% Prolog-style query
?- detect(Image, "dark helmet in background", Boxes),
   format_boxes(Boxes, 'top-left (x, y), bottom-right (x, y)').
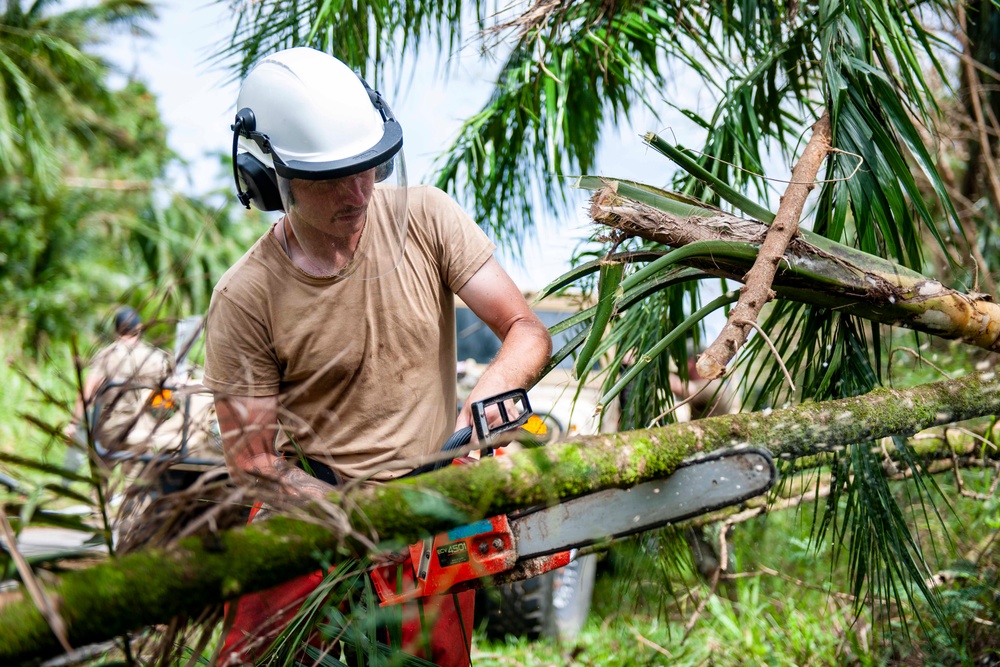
top-left (114, 307), bottom-right (143, 336)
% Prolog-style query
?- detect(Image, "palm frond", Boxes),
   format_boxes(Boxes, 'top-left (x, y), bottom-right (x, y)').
top-left (216, 0), bottom-right (476, 81)
top-left (816, 1), bottom-right (960, 271)
top-left (0, 0), bottom-right (154, 190)
top-left (432, 4), bottom-right (671, 249)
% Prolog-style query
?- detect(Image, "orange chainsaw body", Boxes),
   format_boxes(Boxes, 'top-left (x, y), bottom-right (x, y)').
top-left (370, 512), bottom-right (571, 606)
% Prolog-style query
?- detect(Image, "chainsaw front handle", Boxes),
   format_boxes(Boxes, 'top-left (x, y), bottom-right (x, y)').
top-left (470, 388), bottom-right (533, 442)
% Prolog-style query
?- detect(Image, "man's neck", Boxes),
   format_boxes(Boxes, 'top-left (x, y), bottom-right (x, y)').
top-left (277, 216), bottom-right (362, 276)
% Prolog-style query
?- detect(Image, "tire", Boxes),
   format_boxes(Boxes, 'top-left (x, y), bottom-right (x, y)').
top-left (478, 571), bottom-right (556, 640)
top-left (478, 553), bottom-right (597, 642)
top-left (537, 413), bottom-right (563, 444)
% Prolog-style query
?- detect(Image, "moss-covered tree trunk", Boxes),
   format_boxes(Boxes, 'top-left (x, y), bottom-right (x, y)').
top-left (1, 372), bottom-right (999, 662)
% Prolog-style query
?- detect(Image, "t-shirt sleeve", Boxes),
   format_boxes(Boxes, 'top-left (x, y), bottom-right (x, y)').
top-left (203, 290), bottom-right (281, 397)
top-left (88, 346), bottom-right (113, 381)
top-left (416, 186), bottom-right (496, 292)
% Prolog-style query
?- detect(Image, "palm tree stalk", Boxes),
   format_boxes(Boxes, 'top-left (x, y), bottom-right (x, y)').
top-left (693, 111), bottom-right (832, 379)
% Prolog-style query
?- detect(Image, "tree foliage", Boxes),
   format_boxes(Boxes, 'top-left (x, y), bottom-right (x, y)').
top-left (0, 0), bottom-right (155, 191)
top-left (0, 1), bottom-right (258, 352)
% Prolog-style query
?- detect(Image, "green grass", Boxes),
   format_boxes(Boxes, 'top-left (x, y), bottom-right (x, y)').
top-left (473, 581), bottom-right (883, 666)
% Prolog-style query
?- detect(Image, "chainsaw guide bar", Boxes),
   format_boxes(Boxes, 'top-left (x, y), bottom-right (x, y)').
top-left (372, 447), bottom-right (776, 605)
top-left (510, 447), bottom-right (777, 559)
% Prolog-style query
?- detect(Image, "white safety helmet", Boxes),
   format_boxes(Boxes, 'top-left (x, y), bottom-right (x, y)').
top-left (231, 47), bottom-right (407, 279)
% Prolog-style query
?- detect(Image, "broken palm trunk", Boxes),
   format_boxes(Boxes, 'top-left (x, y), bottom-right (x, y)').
top-left (585, 179), bottom-right (1000, 352)
top-left (1, 372), bottom-right (1000, 663)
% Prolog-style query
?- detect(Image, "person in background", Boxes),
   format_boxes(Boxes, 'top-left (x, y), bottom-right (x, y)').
top-left (204, 47), bottom-right (551, 665)
top-left (67, 306), bottom-right (173, 454)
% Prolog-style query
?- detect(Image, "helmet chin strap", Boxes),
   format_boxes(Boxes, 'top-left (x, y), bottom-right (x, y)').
top-left (278, 216), bottom-right (292, 259)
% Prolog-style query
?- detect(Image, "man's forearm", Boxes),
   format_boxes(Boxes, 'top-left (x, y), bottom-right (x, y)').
top-left (217, 395), bottom-right (335, 504)
top-left (241, 454), bottom-right (336, 502)
top-left (483, 318), bottom-right (552, 389)
top-left (460, 318), bottom-right (552, 430)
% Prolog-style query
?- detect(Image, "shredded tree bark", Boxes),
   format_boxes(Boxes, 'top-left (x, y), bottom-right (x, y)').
top-left (697, 111), bottom-right (831, 379)
top-left (1, 372), bottom-right (999, 662)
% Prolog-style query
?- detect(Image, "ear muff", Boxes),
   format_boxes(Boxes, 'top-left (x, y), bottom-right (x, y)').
top-left (231, 108), bottom-right (283, 211)
top-left (236, 153), bottom-right (283, 212)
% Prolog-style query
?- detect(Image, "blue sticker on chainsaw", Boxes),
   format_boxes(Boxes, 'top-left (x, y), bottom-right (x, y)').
top-left (446, 519), bottom-right (493, 541)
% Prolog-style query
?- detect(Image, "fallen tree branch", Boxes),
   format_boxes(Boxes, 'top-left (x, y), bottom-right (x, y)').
top-left (951, 449), bottom-right (1000, 501)
top-left (698, 111), bottom-right (831, 379)
top-left (2, 372), bottom-right (1000, 662)
top-left (587, 182), bottom-right (1000, 352)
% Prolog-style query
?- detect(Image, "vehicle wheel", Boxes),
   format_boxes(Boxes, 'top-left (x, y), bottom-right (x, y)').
top-left (550, 553), bottom-right (597, 641)
top-left (478, 553), bottom-right (596, 642)
top-left (537, 413), bottom-right (563, 443)
top-left (478, 571), bottom-right (555, 640)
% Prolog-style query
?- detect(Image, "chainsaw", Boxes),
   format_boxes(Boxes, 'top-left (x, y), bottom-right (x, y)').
top-left (370, 388), bottom-right (776, 605)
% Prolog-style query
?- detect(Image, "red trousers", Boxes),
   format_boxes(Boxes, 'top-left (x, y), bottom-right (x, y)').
top-left (219, 562), bottom-right (475, 665)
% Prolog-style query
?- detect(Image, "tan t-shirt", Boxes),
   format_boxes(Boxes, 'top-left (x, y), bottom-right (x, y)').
top-left (89, 338), bottom-right (173, 448)
top-left (203, 185), bottom-right (495, 482)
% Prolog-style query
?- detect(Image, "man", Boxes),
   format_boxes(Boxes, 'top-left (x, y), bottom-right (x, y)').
top-left (204, 47), bottom-right (552, 665)
top-left (68, 307), bottom-right (173, 453)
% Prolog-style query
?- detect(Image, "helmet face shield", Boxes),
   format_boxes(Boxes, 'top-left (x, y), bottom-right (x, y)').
top-left (366, 148), bottom-right (408, 280)
top-left (282, 148), bottom-right (408, 281)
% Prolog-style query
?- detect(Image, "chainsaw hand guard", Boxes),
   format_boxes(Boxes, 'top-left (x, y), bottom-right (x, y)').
top-left (471, 388), bottom-right (533, 442)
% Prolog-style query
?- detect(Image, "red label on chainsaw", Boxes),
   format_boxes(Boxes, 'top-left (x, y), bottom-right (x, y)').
top-left (436, 541), bottom-right (470, 567)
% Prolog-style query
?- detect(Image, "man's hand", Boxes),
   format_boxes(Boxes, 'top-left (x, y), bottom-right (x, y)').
top-left (216, 395), bottom-right (336, 502)
top-left (244, 452), bottom-right (337, 501)
top-left (455, 257), bottom-right (552, 441)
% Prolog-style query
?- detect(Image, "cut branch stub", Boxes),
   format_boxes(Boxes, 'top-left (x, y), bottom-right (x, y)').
top-left (697, 111), bottom-right (832, 379)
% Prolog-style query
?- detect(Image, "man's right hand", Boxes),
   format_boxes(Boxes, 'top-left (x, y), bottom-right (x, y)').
top-left (216, 394), bottom-right (336, 503)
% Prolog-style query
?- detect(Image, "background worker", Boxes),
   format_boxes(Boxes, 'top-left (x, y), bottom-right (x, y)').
top-left (67, 306), bottom-right (173, 453)
top-left (203, 47), bottom-right (552, 665)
